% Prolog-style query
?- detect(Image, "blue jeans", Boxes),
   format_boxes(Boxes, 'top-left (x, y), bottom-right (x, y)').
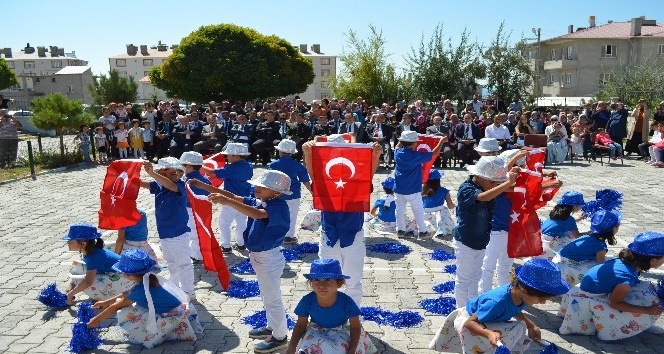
top-left (608, 142), bottom-right (622, 158)
top-left (81, 144), bottom-right (91, 162)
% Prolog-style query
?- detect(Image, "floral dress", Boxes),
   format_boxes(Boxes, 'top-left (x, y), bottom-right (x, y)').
top-left (552, 253), bottom-right (600, 288)
top-left (69, 260), bottom-right (134, 301)
top-left (298, 322), bottom-right (376, 354)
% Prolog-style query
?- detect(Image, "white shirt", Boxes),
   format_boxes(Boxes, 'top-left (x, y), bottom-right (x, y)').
top-left (98, 115), bottom-right (116, 130)
top-left (544, 124), bottom-right (568, 139)
top-left (484, 124), bottom-right (511, 140)
top-left (650, 131), bottom-right (662, 144)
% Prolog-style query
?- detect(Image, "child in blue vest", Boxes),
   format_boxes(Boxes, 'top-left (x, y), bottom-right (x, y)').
top-left (369, 176), bottom-right (397, 234)
top-left (268, 139), bottom-right (312, 245)
top-left (421, 169), bottom-right (455, 237)
top-left (114, 208), bottom-right (158, 261)
top-left (180, 151), bottom-right (211, 262)
top-left (190, 170), bottom-right (292, 353)
top-left (139, 157), bottom-right (195, 298)
top-left (200, 143), bottom-right (253, 253)
top-left (559, 232), bottom-right (664, 340)
top-left (431, 259), bottom-right (569, 353)
top-left (87, 250), bottom-right (202, 348)
top-left (63, 223), bottom-right (133, 304)
top-left (538, 190), bottom-right (587, 260)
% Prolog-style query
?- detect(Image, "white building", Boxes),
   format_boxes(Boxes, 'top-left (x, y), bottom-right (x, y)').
top-left (289, 44), bottom-right (337, 104)
top-left (108, 42), bottom-right (175, 102)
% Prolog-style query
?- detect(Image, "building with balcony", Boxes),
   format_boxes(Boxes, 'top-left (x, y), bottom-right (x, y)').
top-left (108, 42), bottom-right (175, 102)
top-left (287, 44), bottom-right (336, 104)
top-left (529, 16), bottom-right (664, 97)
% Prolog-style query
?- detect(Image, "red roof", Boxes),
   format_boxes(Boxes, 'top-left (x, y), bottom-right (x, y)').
top-left (546, 22), bottom-right (664, 42)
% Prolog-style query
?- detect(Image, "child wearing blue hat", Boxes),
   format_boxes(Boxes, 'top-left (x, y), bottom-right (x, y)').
top-left (113, 208), bottom-right (158, 262)
top-left (286, 259), bottom-right (376, 354)
top-left (86, 250), bottom-right (202, 348)
top-left (553, 210), bottom-right (621, 287)
top-left (431, 259), bottom-right (569, 353)
top-left (368, 176), bottom-right (398, 234)
top-left (538, 190), bottom-right (587, 260)
top-left (559, 231), bottom-right (664, 340)
top-left (421, 169), bottom-right (455, 237)
top-left (64, 223), bottom-right (133, 305)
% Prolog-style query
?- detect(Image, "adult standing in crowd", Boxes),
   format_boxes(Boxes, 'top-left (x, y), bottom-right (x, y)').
top-left (606, 102), bottom-right (629, 153)
top-left (252, 111), bottom-right (280, 165)
top-left (0, 110), bottom-right (22, 168)
top-left (154, 112), bottom-right (173, 159)
top-left (141, 102), bottom-right (158, 130)
top-left (653, 101), bottom-right (664, 124)
top-left (625, 99), bottom-right (651, 157)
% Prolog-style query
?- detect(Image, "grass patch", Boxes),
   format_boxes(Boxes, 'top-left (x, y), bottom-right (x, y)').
top-left (0, 165), bottom-right (43, 182)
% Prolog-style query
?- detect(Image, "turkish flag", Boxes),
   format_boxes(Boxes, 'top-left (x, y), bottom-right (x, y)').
top-left (311, 143), bottom-right (372, 212)
top-left (202, 153), bottom-right (226, 188)
top-left (526, 149), bottom-right (546, 173)
top-left (185, 184), bottom-right (230, 291)
top-left (98, 160), bottom-right (143, 230)
top-left (506, 169), bottom-right (545, 258)
top-left (417, 134), bottom-right (441, 182)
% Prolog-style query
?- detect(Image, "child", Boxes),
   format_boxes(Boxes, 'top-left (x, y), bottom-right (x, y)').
top-left (268, 139), bottom-right (312, 245)
top-left (570, 125), bottom-right (584, 156)
top-left (75, 124), bottom-right (92, 164)
top-left (142, 120), bottom-right (154, 161)
top-left (179, 151), bottom-right (211, 262)
top-left (115, 104), bottom-right (128, 122)
top-left (453, 156), bottom-right (519, 308)
top-left (114, 208), bottom-right (158, 262)
top-left (139, 158), bottom-right (195, 298)
top-left (553, 210), bottom-right (621, 287)
top-left (430, 259), bottom-right (570, 353)
top-left (191, 170), bottom-right (292, 353)
top-left (393, 130), bottom-right (446, 238)
top-left (87, 250), bottom-right (202, 348)
top-left (93, 126), bottom-right (109, 163)
top-left (115, 121), bottom-right (129, 159)
top-left (129, 119), bottom-right (144, 159)
top-left (200, 143), bottom-right (253, 253)
top-left (538, 191), bottom-right (587, 260)
top-left (421, 169), bottom-right (455, 237)
top-left (369, 177), bottom-right (397, 234)
top-left (559, 232), bottom-right (664, 340)
top-left (286, 259), bottom-right (376, 354)
top-left (594, 128), bottom-right (623, 159)
top-left (63, 223), bottom-right (133, 304)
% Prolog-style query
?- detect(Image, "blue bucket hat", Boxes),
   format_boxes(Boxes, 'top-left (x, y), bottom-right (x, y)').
top-left (428, 169), bottom-right (443, 181)
top-left (590, 210), bottom-right (622, 234)
top-left (60, 222), bottom-right (102, 241)
top-left (304, 259), bottom-right (350, 280)
top-left (557, 191), bottom-right (585, 206)
top-left (627, 232), bottom-right (664, 257)
top-left (516, 259), bottom-right (569, 296)
top-left (381, 177), bottom-right (396, 190)
top-left (111, 249), bottom-right (157, 275)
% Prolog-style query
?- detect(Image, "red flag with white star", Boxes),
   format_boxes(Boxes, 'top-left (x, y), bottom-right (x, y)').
top-left (201, 153), bottom-right (226, 187)
top-left (98, 160), bottom-right (143, 230)
top-left (417, 134), bottom-right (441, 182)
top-left (311, 143), bottom-right (373, 212)
top-left (506, 169), bottom-right (545, 258)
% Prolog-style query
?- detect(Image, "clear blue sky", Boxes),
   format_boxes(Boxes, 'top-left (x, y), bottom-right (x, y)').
top-left (4, 0), bottom-right (660, 75)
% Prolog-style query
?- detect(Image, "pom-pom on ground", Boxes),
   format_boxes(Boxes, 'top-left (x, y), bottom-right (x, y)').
top-left (419, 297), bottom-right (456, 315)
top-left (538, 340), bottom-right (559, 354)
top-left (296, 242), bottom-right (319, 254)
top-left (226, 280), bottom-right (260, 299)
top-left (443, 265), bottom-right (457, 274)
top-left (360, 307), bottom-right (424, 328)
top-left (656, 279), bottom-right (664, 308)
top-left (38, 282), bottom-right (68, 308)
top-left (68, 302), bottom-right (102, 353)
top-left (432, 281), bottom-right (455, 294)
top-left (281, 248), bottom-right (303, 262)
top-left (241, 310), bottom-right (295, 330)
top-left (431, 249), bottom-right (456, 261)
top-left (367, 242), bottom-right (412, 254)
top-left (495, 344), bottom-right (511, 354)
top-left (229, 260), bottom-right (255, 274)
top-left (595, 189), bottom-right (623, 211)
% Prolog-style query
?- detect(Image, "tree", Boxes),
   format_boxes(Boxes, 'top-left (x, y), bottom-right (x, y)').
top-left (149, 24), bottom-right (314, 102)
top-left (88, 70), bottom-right (138, 105)
top-left (595, 58), bottom-right (664, 108)
top-left (31, 93), bottom-right (95, 156)
top-left (332, 25), bottom-right (411, 105)
top-left (0, 58), bottom-right (18, 91)
top-left (483, 23), bottom-right (534, 103)
top-left (406, 24), bottom-right (485, 106)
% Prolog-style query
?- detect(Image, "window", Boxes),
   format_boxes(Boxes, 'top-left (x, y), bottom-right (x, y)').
top-left (599, 73), bottom-right (613, 85)
top-left (116, 59), bottom-right (126, 67)
top-left (143, 59), bottom-right (153, 66)
top-left (548, 73), bottom-right (555, 85)
top-left (24, 61), bottom-right (35, 69)
top-left (320, 57), bottom-right (331, 65)
top-left (68, 85), bottom-right (75, 93)
top-left (565, 46), bottom-right (573, 60)
top-left (118, 71), bottom-right (128, 77)
top-left (7, 61), bottom-right (13, 69)
top-left (52, 61), bottom-right (62, 68)
top-left (565, 73), bottom-right (572, 84)
top-left (321, 81), bottom-right (330, 89)
top-left (659, 44), bottom-right (664, 56)
top-left (51, 77), bottom-right (56, 83)
top-left (144, 71), bottom-right (150, 76)
top-left (601, 45), bottom-right (616, 58)
top-left (550, 48), bottom-right (556, 60)
top-left (35, 78), bottom-right (40, 82)
top-left (321, 69), bottom-right (330, 77)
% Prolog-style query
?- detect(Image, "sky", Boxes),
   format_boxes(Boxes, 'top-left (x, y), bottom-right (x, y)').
top-left (4, 0), bottom-right (662, 76)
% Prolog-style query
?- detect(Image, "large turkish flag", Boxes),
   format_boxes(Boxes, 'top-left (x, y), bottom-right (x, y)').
top-left (506, 169), bottom-right (544, 258)
top-left (98, 160), bottom-right (143, 230)
top-left (417, 134), bottom-right (441, 182)
top-left (201, 153), bottom-right (226, 188)
top-left (311, 143), bottom-right (372, 212)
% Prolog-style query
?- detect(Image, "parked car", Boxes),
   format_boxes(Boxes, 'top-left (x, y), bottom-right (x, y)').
top-left (8, 110), bottom-right (57, 137)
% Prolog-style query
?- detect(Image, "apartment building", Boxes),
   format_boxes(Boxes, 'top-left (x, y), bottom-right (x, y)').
top-left (288, 44), bottom-right (337, 103)
top-left (108, 42), bottom-right (175, 102)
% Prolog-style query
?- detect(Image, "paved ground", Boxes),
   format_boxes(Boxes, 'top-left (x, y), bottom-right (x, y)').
top-left (1, 154), bottom-right (663, 354)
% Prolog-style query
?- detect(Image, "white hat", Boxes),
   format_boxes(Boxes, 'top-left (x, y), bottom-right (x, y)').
top-left (474, 138), bottom-right (501, 153)
top-left (275, 139), bottom-right (298, 154)
top-left (179, 151), bottom-right (204, 165)
top-left (154, 157), bottom-right (185, 172)
top-left (221, 143), bottom-right (250, 156)
top-left (327, 134), bottom-right (347, 144)
top-left (499, 149), bottom-right (526, 167)
top-left (399, 131), bottom-right (421, 143)
top-left (467, 156), bottom-right (508, 182)
top-left (249, 170), bottom-right (292, 195)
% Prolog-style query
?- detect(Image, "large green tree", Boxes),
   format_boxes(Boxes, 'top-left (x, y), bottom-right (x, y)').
top-left (483, 23), bottom-right (534, 102)
top-left (595, 58), bottom-right (664, 108)
top-left (31, 93), bottom-right (95, 156)
top-left (150, 24), bottom-right (314, 102)
top-left (407, 24), bottom-right (485, 106)
top-left (88, 70), bottom-right (138, 106)
top-left (332, 25), bottom-right (411, 105)
top-left (0, 58), bottom-right (18, 91)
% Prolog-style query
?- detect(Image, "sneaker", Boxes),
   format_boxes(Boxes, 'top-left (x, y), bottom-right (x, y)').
top-left (254, 335), bottom-right (288, 353)
top-left (233, 244), bottom-right (247, 252)
top-left (221, 247), bottom-right (232, 254)
top-left (418, 231), bottom-right (431, 238)
top-left (248, 326), bottom-right (272, 340)
top-left (283, 237), bottom-right (298, 245)
top-left (397, 230), bottom-right (407, 238)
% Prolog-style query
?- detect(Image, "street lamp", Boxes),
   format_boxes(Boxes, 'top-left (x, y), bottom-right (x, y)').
top-left (530, 28), bottom-right (541, 98)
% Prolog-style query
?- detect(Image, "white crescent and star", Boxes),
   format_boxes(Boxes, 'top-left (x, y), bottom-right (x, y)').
top-left (513, 186), bottom-right (527, 209)
top-left (110, 171), bottom-right (129, 205)
top-left (324, 157), bottom-right (356, 189)
top-left (416, 144), bottom-right (432, 152)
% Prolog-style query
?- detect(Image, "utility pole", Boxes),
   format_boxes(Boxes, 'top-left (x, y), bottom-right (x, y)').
top-left (532, 28), bottom-right (541, 98)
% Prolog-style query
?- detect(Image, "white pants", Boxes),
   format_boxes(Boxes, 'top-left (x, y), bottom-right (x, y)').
top-left (319, 230), bottom-right (366, 306)
top-left (160, 234), bottom-right (195, 296)
top-left (250, 247), bottom-right (288, 340)
top-left (454, 240), bottom-right (486, 309)
top-left (478, 230), bottom-right (513, 294)
top-left (219, 204), bottom-right (248, 248)
top-left (395, 192), bottom-right (427, 232)
top-left (187, 208), bottom-right (203, 260)
top-left (285, 198), bottom-right (300, 239)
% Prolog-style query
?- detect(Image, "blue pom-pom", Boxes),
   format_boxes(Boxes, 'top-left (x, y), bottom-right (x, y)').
top-left (241, 310), bottom-right (295, 330)
top-left (595, 189), bottom-right (623, 211)
top-left (420, 297), bottom-right (456, 315)
top-left (539, 341), bottom-right (558, 354)
top-left (443, 265), bottom-right (457, 274)
top-left (367, 242), bottom-right (412, 254)
top-left (226, 280), bottom-right (260, 299)
top-left (281, 248), bottom-right (303, 262)
top-left (361, 306), bottom-right (388, 324)
top-left (582, 200), bottom-right (601, 218)
top-left (229, 260), bottom-right (255, 274)
top-left (68, 302), bottom-right (102, 353)
top-left (359, 307), bottom-right (424, 328)
top-left (433, 281), bottom-right (455, 294)
top-left (76, 302), bottom-right (96, 323)
top-left (431, 249), bottom-right (456, 261)
top-left (495, 344), bottom-right (511, 354)
top-left (38, 282), bottom-right (68, 308)
top-left (296, 242), bottom-right (319, 254)
top-left (656, 279), bottom-right (664, 308)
